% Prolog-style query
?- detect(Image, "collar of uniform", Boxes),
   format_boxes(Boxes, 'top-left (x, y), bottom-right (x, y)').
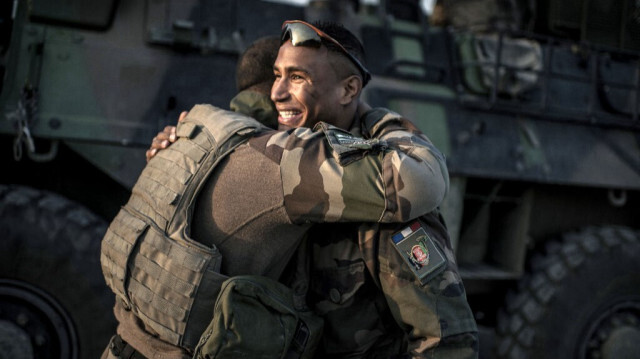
top-left (229, 90), bottom-right (279, 130)
top-left (359, 108), bottom-right (402, 139)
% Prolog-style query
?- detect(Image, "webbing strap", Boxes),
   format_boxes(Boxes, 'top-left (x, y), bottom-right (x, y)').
top-left (109, 334), bottom-right (146, 359)
top-left (101, 209), bottom-right (149, 304)
top-left (139, 230), bottom-right (208, 272)
top-left (128, 278), bottom-right (188, 320)
top-left (284, 320), bottom-right (310, 359)
top-left (147, 157), bottom-right (192, 185)
top-left (135, 305), bottom-right (182, 345)
top-left (168, 140), bottom-right (207, 164)
top-left (130, 256), bottom-right (196, 302)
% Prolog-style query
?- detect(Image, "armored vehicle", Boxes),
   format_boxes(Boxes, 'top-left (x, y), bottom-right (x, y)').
top-left (1, 0), bottom-right (638, 358)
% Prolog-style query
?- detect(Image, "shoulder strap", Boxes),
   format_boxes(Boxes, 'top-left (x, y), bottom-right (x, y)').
top-left (166, 104), bottom-right (266, 241)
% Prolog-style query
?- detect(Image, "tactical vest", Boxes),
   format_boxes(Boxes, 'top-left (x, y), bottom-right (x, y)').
top-left (100, 104), bottom-right (264, 352)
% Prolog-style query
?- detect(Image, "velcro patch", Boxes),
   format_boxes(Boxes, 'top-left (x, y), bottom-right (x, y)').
top-left (391, 222), bottom-right (447, 285)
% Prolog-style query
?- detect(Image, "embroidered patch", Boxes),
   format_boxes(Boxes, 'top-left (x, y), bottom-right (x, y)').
top-left (318, 124), bottom-right (387, 166)
top-left (391, 222), bottom-right (447, 285)
top-left (333, 132), bottom-right (376, 149)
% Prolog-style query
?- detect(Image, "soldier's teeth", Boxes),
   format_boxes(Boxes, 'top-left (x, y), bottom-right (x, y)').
top-left (280, 111), bottom-right (299, 119)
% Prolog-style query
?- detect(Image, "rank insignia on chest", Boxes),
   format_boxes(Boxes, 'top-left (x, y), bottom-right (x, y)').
top-left (391, 222), bottom-right (447, 285)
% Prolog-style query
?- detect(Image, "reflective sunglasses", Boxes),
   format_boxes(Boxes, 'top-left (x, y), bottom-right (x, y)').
top-left (281, 20), bottom-right (371, 86)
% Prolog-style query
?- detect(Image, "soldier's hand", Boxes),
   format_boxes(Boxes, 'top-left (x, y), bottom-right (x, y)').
top-left (145, 111), bottom-right (187, 162)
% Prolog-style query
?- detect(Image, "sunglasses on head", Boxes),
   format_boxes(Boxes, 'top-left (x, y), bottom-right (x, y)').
top-left (281, 20), bottom-right (371, 86)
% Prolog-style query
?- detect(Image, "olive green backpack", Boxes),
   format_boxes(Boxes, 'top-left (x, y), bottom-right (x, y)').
top-left (193, 275), bottom-right (323, 359)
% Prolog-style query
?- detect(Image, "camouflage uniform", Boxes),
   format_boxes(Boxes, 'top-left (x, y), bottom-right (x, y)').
top-left (102, 93), bottom-right (449, 358)
top-left (305, 110), bottom-right (479, 358)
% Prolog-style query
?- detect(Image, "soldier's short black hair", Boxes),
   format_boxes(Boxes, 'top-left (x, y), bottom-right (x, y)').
top-left (314, 21), bottom-right (367, 73)
top-left (236, 35), bottom-right (280, 92)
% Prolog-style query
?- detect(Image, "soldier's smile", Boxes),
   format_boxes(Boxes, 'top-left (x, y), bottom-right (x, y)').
top-left (277, 108), bottom-right (303, 129)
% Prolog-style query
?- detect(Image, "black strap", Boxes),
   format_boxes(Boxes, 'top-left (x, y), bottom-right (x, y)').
top-left (284, 320), bottom-right (310, 359)
top-left (289, 235), bottom-right (312, 312)
top-left (283, 235), bottom-right (314, 359)
top-left (109, 334), bottom-right (146, 359)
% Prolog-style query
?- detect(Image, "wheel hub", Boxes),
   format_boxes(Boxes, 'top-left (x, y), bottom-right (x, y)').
top-left (601, 326), bottom-right (640, 359)
top-left (0, 320), bottom-right (34, 359)
top-left (584, 301), bottom-right (640, 359)
top-left (0, 279), bottom-right (78, 359)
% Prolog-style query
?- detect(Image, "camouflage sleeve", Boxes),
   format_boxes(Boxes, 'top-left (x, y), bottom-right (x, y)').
top-left (358, 216), bottom-right (479, 359)
top-left (248, 109), bottom-right (449, 224)
top-left (361, 108), bottom-right (450, 221)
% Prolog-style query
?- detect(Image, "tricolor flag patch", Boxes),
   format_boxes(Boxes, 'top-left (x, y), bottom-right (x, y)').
top-left (391, 221), bottom-right (447, 285)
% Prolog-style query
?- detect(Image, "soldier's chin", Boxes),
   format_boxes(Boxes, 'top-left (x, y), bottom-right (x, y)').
top-left (278, 123), bottom-right (293, 131)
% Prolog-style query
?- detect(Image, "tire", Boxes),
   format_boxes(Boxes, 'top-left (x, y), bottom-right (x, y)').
top-left (0, 185), bottom-right (117, 359)
top-left (495, 226), bottom-right (640, 359)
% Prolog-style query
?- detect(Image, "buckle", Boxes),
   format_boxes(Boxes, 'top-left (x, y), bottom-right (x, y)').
top-left (109, 335), bottom-right (124, 356)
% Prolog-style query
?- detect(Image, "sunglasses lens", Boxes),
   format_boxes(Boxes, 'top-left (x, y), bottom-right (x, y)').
top-left (283, 23), bottom-right (321, 48)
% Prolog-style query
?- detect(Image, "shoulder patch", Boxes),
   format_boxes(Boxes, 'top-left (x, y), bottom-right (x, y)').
top-left (333, 132), bottom-right (376, 149)
top-left (314, 122), bottom-right (387, 166)
top-left (391, 222), bottom-right (447, 285)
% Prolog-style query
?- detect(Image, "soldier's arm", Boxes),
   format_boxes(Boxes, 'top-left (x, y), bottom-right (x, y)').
top-left (269, 108), bottom-right (449, 224)
top-left (148, 107), bottom-right (448, 224)
top-left (358, 219), bottom-right (479, 358)
top-left (361, 108), bottom-right (450, 220)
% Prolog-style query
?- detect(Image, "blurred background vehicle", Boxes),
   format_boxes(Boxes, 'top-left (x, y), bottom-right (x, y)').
top-left (1, 0), bottom-right (638, 357)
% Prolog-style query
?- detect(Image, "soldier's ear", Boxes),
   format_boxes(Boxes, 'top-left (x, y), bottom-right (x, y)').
top-left (339, 75), bottom-right (362, 105)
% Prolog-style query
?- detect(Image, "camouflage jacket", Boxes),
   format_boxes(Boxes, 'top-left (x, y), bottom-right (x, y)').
top-left (304, 111), bottom-right (479, 359)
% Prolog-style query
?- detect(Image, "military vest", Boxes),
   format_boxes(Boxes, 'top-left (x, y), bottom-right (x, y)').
top-left (100, 104), bottom-right (264, 352)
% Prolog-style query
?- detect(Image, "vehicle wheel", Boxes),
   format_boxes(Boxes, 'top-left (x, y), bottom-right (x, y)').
top-left (495, 226), bottom-right (640, 359)
top-left (0, 185), bottom-right (116, 359)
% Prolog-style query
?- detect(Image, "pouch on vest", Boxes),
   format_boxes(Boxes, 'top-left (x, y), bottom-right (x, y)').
top-left (193, 275), bottom-right (323, 359)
